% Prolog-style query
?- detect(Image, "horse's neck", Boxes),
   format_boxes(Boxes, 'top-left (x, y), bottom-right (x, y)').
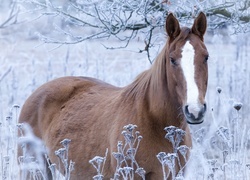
top-left (122, 47), bottom-right (184, 128)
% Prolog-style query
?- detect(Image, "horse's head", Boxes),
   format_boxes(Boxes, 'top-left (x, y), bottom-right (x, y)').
top-left (165, 12), bottom-right (208, 124)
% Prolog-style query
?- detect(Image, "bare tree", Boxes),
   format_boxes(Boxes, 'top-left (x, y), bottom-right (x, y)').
top-left (19, 0), bottom-right (250, 62)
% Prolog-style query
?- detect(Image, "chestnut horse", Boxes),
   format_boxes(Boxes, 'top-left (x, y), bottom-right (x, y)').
top-left (19, 12), bottom-right (208, 179)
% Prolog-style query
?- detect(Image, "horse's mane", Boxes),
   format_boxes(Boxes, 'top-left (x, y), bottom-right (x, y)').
top-left (123, 44), bottom-right (168, 102)
top-left (123, 27), bottom-right (191, 104)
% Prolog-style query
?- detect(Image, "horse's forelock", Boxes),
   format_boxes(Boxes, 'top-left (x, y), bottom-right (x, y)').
top-left (169, 27), bottom-right (191, 45)
top-left (180, 27), bottom-right (191, 40)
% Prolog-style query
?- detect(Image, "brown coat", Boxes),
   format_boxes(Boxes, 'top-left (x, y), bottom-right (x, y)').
top-left (19, 12), bottom-right (208, 179)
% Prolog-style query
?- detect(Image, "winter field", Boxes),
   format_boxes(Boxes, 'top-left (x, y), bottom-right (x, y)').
top-left (1, 1), bottom-right (250, 180)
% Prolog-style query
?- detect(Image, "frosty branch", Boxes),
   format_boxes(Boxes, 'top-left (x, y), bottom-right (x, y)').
top-left (0, 1), bottom-right (19, 28)
top-left (20, 0), bottom-right (250, 62)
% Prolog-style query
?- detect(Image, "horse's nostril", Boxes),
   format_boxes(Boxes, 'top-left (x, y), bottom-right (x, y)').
top-left (185, 105), bottom-right (190, 115)
top-left (184, 105), bottom-right (195, 119)
top-left (202, 103), bottom-right (207, 113)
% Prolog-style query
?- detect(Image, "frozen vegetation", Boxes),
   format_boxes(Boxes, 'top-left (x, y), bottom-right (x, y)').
top-left (1, 0), bottom-right (250, 179)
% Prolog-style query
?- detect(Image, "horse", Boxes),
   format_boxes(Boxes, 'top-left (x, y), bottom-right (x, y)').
top-left (19, 12), bottom-right (208, 179)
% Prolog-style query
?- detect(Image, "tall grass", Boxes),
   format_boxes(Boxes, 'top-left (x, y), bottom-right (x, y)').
top-left (1, 90), bottom-right (250, 179)
top-left (0, 105), bottom-right (19, 180)
top-left (1, 7), bottom-right (249, 179)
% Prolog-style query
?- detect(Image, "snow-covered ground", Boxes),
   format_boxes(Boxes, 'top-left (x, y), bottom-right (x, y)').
top-left (1, 3), bottom-right (250, 179)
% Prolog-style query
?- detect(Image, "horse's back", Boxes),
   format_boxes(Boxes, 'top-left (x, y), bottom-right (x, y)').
top-left (19, 76), bottom-right (119, 135)
top-left (19, 76), bottom-right (122, 179)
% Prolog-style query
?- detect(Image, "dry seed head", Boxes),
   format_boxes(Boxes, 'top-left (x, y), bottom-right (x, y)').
top-left (233, 102), bottom-right (242, 111)
top-left (119, 167), bottom-right (133, 174)
top-left (60, 138), bottom-right (71, 148)
top-left (17, 123), bottom-right (23, 129)
top-left (216, 87), bottom-right (222, 94)
top-left (177, 145), bottom-right (189, 156)
top-left (157, 152), bottom-right (167, 163)
top-left (135, 167), bottom-right (146, 177)
top-left (123, 124), bottom-right (137, 132)
top-left (138, 135), bottom-right (143, 140)
top-left (89, 156), bottom-right (104, 164)
top-left (13, 104), bottom-right (20, 108)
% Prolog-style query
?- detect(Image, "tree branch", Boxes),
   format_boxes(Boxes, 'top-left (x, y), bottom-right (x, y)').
top-left (19, 0), bottom-right (250, 63)
top-left (0, 1), bottom-right (19, 28)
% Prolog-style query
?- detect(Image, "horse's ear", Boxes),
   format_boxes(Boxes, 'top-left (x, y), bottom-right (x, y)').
top-left (191, 12), bottom-right (207, 41)
top-left (165, 13), bottom-right (181, 42)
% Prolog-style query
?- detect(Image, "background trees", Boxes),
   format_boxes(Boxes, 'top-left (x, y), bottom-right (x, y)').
top-left (16, 0), bottom-right (250, 62)
top-left (0, 1), bottom-right (250, 179)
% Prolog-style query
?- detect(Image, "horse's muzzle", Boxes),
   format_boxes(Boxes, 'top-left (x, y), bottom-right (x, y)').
top-left (184, 103), bottom-right (206, 124)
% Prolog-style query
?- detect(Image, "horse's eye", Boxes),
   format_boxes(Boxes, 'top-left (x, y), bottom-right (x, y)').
top-left (204, 55), bottom-right (209, 63)
top-left (170, 58), bottom-right (177, 66)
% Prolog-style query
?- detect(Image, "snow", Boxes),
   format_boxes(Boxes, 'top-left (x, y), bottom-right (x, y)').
top-left (1, 2), bottom-right (250, 178)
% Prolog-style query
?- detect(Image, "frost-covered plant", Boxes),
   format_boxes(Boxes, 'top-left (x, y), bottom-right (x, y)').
top-left (112, 124), bottom-right (145, 180)
top-left (18, 125), bottom-right (74, 180)
top-left (54, 139), bottom-right (75, 180)
top-left (187, 88), bottom-right (250, 180)
top-left (6, 99), bottom-right (250, 180)
top-left (45, 154), bottom-right (57, 180)
top-left (90, 124), bottom-right (145, 180)
top-left (89, 149), bottom-right (108, 180)
top-left (157, 126), bottom-right (189, 180)
top-left (204, 101), bottom-right (249, 179)
top-left (18, 123), bottom-right (47, 180)
top-left (89, 124), bottom-right (190, 180)
top-left (0, 105), bottom-right (20, 180)
top-left (212, 101), bottom-right (248, 179)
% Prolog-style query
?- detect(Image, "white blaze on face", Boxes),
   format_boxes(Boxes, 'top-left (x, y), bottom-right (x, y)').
top-left (181, 41), bottom-right (201, 118)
